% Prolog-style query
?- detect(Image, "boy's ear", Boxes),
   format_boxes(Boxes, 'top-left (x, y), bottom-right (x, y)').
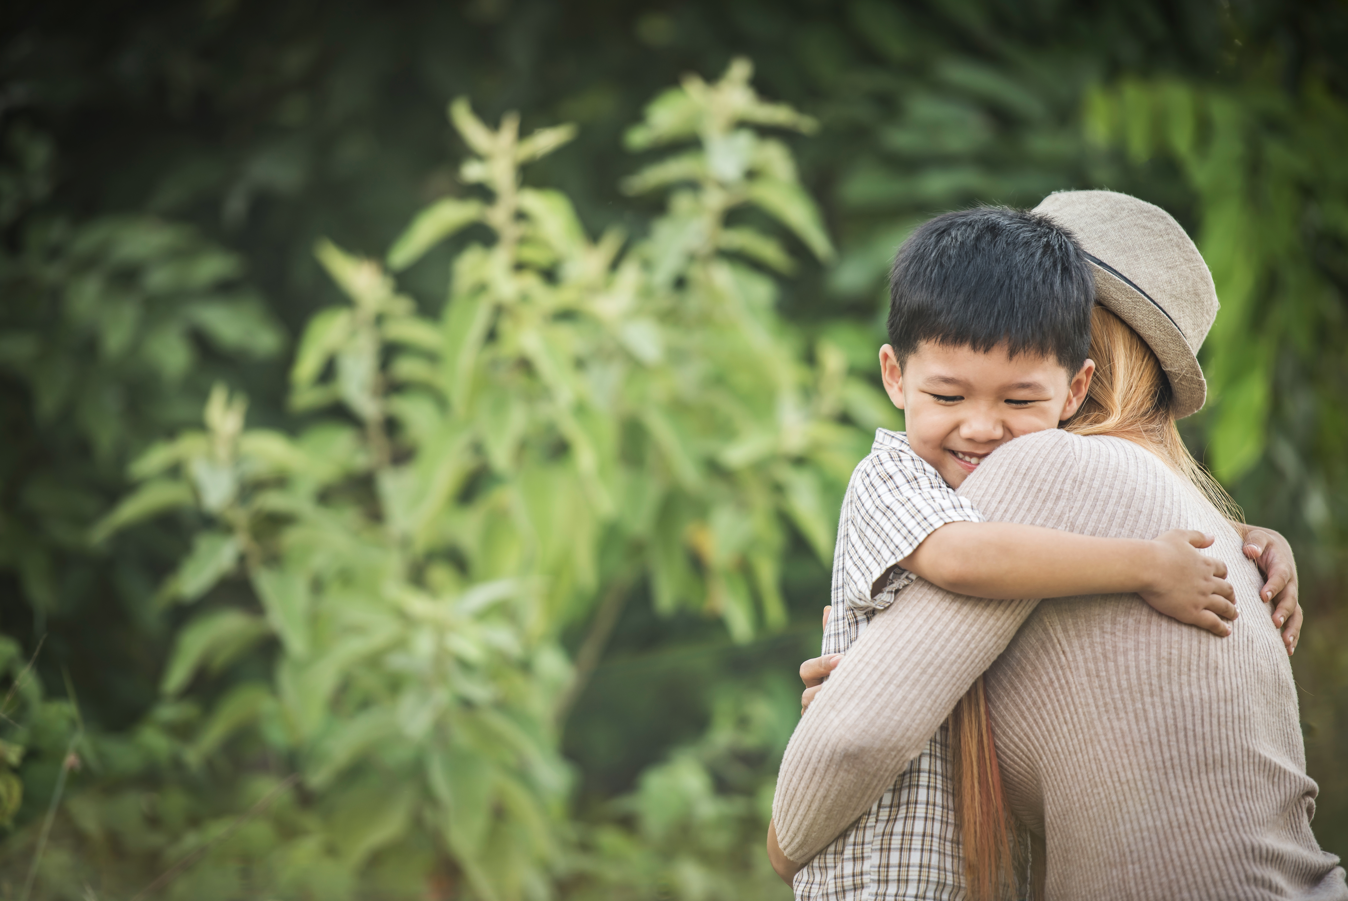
top-left (1059, 358), bottom-right (1095, 420)
top-left (879, 345), bottom-right (906, 410)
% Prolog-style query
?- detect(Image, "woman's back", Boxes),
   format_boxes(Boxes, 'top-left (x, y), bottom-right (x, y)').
top-left (976, 429), bottom-right (1336, 900)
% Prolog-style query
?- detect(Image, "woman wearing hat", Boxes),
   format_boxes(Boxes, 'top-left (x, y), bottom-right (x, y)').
top-left (772, 191), bottom-right (1346, 899)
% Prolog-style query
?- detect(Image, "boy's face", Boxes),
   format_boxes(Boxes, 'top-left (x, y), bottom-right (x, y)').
top-left (880, 340), bottom-right (1094, 488)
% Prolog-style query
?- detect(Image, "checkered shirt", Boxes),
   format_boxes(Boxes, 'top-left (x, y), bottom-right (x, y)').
top-left (794, 429), bottom-right (982, 901)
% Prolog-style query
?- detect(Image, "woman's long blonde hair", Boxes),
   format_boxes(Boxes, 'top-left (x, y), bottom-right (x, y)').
top-left (949, 305), bottom-right (1239, 901)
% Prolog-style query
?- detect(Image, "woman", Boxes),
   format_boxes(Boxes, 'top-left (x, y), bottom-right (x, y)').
top-left (771, 191), bottom-right (1344, 900)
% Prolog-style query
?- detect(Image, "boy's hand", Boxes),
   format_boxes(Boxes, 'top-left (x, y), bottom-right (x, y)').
top-left (1240, 526), bottom-right (1302, 655)
top-left (1142, 530), bottom-right (1238, 636)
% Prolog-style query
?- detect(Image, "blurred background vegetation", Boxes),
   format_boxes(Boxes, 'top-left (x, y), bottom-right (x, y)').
top-left (0, 0), bottom-right (1344, 898)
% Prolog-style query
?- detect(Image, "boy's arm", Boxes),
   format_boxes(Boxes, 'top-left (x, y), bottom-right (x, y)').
top-left (901, 521), bottom-right (1239, 636)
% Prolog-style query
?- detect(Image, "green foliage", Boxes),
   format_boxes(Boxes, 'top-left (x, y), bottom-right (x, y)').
top-left (1086, 63), bottom-right (1348, 856)
top-left (1, 0), bottom-right (1345, 888)
top-left (6, 63), bottom-right (871, 899)
top-left (1086, 74), bottom-right (1348, 487)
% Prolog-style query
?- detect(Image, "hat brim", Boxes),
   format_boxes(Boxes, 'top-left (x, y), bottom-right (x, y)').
top-left (1091, 263), bottom-right (1207, 420)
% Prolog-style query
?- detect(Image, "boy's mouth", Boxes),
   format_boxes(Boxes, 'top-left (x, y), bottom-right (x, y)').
top-left (948, 449), bottom-right (989, 473)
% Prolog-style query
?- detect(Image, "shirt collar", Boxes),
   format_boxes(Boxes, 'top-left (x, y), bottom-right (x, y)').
top-left (871, 428), bottom-right (910, 453)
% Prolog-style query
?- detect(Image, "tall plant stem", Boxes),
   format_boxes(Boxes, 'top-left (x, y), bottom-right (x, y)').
top-left (20, 729), bottom-right (80, 901)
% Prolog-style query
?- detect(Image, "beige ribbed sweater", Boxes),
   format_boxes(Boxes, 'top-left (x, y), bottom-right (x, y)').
top-left (773, 429), bottom-right (1346, 900)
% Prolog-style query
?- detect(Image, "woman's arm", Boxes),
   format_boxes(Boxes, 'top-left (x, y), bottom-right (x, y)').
top-left (771, 430), bottom-right (1089, 864)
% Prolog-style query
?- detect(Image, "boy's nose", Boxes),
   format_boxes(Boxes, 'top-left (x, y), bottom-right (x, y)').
top-left (960, 415), bottom-right (1004, 443)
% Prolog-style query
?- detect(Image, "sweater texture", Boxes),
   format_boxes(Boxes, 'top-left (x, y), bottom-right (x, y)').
top-left (772, 429), bottom-right (1346, 900)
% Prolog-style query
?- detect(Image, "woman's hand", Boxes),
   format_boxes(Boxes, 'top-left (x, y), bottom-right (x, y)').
top-left (799, 606), bottom-right (842, 716)
top-left (1240, 525), bottom-right (1302, 655)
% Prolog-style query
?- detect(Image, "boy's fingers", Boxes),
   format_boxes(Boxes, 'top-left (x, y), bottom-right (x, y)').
top-left (1213, 578), bottom-right (1236, 603)
top-left (1197, 612), bottom-right (1233, 637)
top-left (1185, 530), bottom-right (1216, 549)
top-left (1210, 558), bottom-right (1228, 580)
top-left (800, 684), bottom-right (823, 715)
top-left (1206, 596), bottom-right (1239, 622)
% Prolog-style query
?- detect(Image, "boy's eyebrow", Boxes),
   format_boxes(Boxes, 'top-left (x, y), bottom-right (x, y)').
top-left (921, 375), bottom-right (971, 388)
top-left (921, 375), bottom-right (1052, 393)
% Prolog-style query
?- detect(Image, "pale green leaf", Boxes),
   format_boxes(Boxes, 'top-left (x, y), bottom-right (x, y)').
top-left (386, 197), bottom-right (485, 271)
top-left (716, 227), bottom-right (794, 273)
top-left (640, 409), bottom-right (702, 489)
top-left (619, 151), bottom-right (707, 195)
top-left (327, 776), bottom-right (416, 867)
top-left (335, 334), bottom-right (379, 421)
top-left (744, 178), bottom-right (835, 261)
top-left (779, 466), bottom-right (834, 562)
top-left (191, 682), bottom-right (275, 761)
top-left (128, 431), bottom-right (210, 482)
top-left (91, 479), bottom-right (195, 544)
top-left (173, 530), bottom-right (241, 603)
top-left (617, 318), bottom-right (664, 364)
top-left (238, 429), bottom-right (311, 475)
top-left (161, 609), bottom-right (270, 696)
top-left (1208, 371), bottom-right (1271, 481)
top-left (515, 123), bottom-right (578, 165)
top-left (449, 98), bottom-right (496, 156)
top-left (315, 238), bottom-right (395, 311)
top-left (749, 551), bottom-right (787, 631)
top-left (290, 307), bottom-right (353, 390)
top-left (429, 742), bottom-right (495, 856)
top-left (705, 129), bottom-right (756, 184)
top-left (306, 707), bottom-right (400, 790)
top-left (441, 291), bottom-right (494, 412)
top-left (715, 569), bottom-right (755, 642)
top-left (518, 188), bottom-right (586, 257)
top-left (252, 566), bottom-right (311, 658)
top-left (189, 456), bottom-right (238, 513)
top-left (624, 87), bottom-right (700, 150)
top-left (381, 315), bottom-right (443, 351)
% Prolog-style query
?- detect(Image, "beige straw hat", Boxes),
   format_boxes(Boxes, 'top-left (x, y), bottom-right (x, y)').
top-left (1032, 190), bottom-right (1218, 419)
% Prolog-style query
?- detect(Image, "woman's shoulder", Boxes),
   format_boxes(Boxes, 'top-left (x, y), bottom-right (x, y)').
top-left (960, 430), bottom-right (1180, 530)
top-left (982, 429), bottom-right (1165, 474)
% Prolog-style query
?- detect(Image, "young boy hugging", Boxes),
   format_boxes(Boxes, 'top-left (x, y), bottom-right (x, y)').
top-left (788, 207), bottom-right (1237, 900)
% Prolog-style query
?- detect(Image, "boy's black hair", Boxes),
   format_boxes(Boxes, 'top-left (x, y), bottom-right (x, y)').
top-left (887, 206), bottom-right (1095, 372)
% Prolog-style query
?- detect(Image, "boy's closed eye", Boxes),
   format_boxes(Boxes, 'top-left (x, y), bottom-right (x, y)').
top-left (928, 393), bottom-right (963, 403)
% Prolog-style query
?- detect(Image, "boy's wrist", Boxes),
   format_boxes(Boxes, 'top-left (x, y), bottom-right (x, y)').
top-left (1134, 539), bottom-right (1165, 595)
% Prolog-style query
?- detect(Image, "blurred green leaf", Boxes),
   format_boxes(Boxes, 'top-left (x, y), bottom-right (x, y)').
top-left (386, 197), bottom-right (485, 271)
top-left (90, 478), bottom-right (195, 544)
top-left (161, 609), bottom-right (270, 696)
top-left (172, 530), bottom-right (241, 603)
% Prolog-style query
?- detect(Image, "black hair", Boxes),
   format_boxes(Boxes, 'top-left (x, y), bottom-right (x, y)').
top-left (886, 206), bottom-right (1095, 372)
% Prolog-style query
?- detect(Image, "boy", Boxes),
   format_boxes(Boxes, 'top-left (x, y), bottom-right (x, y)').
top-left (786, 207), bottom-right (1236, 899)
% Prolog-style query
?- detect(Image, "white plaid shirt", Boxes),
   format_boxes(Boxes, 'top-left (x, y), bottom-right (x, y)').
top-left (794, 429), bottom-right (983, 901)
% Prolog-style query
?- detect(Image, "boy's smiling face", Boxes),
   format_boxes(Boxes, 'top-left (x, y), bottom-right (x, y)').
top-left (880, 340), bottom-right (1094, 488)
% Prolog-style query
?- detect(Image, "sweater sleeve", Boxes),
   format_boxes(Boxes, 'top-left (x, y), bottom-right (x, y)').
top-left (771, 429), bottom-right (1088, 863)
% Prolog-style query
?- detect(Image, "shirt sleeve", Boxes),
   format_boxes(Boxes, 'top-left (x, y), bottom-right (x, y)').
top-left (842, 446), bottom-right (984, 612)
top-left (772, 429), bottom-right (1086, 864)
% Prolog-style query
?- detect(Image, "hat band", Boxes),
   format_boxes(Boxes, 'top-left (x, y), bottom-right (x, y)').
top-left (1082, 251), bottom-right (1185, 339)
